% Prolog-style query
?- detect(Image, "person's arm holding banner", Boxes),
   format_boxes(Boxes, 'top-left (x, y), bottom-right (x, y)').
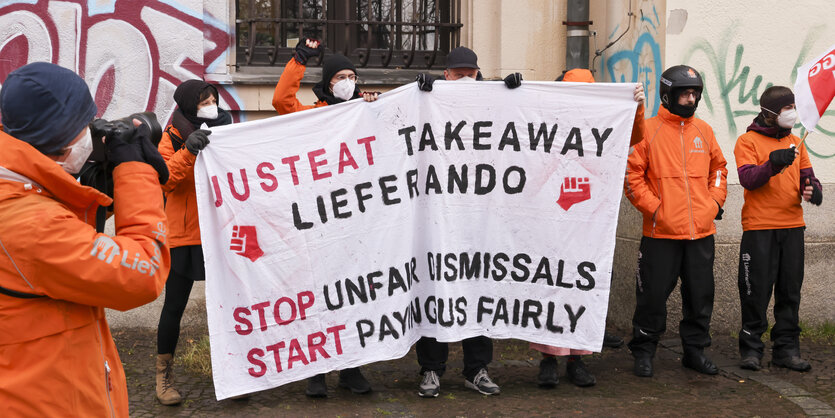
top-left (630, 84), bottom-right (647, 147)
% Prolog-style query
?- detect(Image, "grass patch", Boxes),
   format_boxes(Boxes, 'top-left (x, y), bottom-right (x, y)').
top-left (801, 320), bottom-right (835, 344)
top-left (178, 335), bottom-right (213, 376)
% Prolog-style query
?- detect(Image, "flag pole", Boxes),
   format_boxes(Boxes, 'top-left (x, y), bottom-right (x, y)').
top-left (797, 131), bottom-right (810, 148)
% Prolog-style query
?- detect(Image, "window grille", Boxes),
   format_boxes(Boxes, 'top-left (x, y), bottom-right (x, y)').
top-left (236, 0), bottom-right (462, 69)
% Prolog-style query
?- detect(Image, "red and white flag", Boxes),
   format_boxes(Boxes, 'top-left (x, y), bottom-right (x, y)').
top-left (795, 44), bottom-right (835, 132)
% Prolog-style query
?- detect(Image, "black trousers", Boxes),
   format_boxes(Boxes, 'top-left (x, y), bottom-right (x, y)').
top-left (738, 227), bottom-right (805, 359)
top-left (416, 336), bottom-right (492, 381)
top-left (157, 245), bottom-right (205, 355)
top-left (628, 235), bottom-right (715, 358)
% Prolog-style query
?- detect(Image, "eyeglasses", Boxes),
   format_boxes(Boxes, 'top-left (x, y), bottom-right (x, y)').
top-left (333, 74), bottom-right (358, 82)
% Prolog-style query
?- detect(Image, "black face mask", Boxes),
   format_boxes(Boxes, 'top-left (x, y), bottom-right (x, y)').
top-left (670, 103), bottom-right (697, 118)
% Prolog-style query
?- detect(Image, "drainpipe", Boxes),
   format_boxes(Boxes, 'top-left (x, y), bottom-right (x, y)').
top-left (564, 0), bottom-right (591, 72)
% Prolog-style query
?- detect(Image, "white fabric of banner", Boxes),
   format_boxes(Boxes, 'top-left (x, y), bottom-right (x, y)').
top-left (194, 81), bottom-right (637, 399)
top-left (794, 43), bottom-right (835, 133)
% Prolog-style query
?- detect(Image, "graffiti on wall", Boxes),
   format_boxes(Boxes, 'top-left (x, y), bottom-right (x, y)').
top-left (601, 3), bottom-right (664, 116)
top-left (0, 0), bottom-right (241, 125)
top-left (683, 25), bottom-right (835, 158)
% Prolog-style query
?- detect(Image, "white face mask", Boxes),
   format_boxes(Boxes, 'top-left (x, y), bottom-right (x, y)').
top-left (56, 129), bottom-right (93, 175)
top-left (197, 104), bottom-right (218, 120)
top-left (777, 108), bottom-right (797, 129)
top-left (332, 79), bottom-right (356, 101)
top-left (454, 76), bottom-right (477, 82)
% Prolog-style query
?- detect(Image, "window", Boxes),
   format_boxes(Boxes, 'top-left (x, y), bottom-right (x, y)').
top-left (235, 0), bottom-right (462, 69)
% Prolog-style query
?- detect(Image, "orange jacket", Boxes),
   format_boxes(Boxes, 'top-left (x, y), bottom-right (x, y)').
top-left (158, 126), bottom-right (201, 247)
top-left (734, 131), bottom-right (811, 231)
top-left (625, 106), bottom-right (728, 239)
top-left (0, 131), bottom-right (170, 417)
top-left (272, 57), bottom-right (328, 114)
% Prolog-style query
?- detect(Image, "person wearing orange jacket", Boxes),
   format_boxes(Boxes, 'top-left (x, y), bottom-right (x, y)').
top-left (271, 38), bottom-right (375, 398)
top-left (272, 38), bottom-right (378, 116)
top-left (0, 62), bottom-right (170, 417)
top-left (532, 68), bottom-right (647, 389)
top-left (734, 86), bottom-right (821, 373)
top-left (154, 79), bottom-right (232, 405)
top-left (624, 65), bottom-right (728, 378)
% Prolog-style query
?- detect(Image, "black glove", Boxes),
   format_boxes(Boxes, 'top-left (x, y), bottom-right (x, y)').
top-left (811, 183), bottom-right (823, 206)
top-left (714, 201), bottom-right (724, 220)
top-left (416, 73), bottom-right (435, 92)
top-left (294, 38), bottom-right (321, 65)
top-left (503, 72), bottom-right (522, 89)
top-left (769, 147), bottom-right (796, 168)
top-left (104, 119), bottom-right (144, 166)
top-left (136, 124), bottom-right (169, 184)
top-left (185, 129), bottom-right (211, 156)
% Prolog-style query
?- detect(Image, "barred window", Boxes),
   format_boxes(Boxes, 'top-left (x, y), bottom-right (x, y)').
top-left (236, 0), bottom-right (462, 69)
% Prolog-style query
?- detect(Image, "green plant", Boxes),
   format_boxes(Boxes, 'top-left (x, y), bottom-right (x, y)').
top-left (178, 335), bottom-right (213, 376)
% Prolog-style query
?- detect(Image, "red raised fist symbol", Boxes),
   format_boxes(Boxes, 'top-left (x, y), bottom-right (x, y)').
top-left (230, 225), bottom-right (264, 262)
top-left (557, 177), bottom-right (591, 211)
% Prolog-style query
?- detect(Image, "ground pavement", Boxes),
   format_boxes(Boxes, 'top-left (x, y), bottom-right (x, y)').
top-left (116, 323), bottom-right (834, 417)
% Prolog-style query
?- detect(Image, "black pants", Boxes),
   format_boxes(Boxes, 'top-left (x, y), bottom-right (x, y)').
top-left (416, 336), bottom-right (492, 381)
top-left (738, 227), bottom-right (804, 359)
top-left (628, 236), bottom-right (715, 358)
top-left (157, 245), bottom-right (205, 355)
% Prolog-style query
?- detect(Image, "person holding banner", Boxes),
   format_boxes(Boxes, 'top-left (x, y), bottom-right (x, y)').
top-left (154, 80), bottom-right (233, 405)
top-left (270, 38), bottom-right (375, 398)
top-left (272, 38), bottom-right (379, 116)
top-left (624, 65), bottom-right (728, 378)
top-left (733, 86), bottom-right (821, 372)
top-left (0, 62), bottom-right (170, 417)
top-left (532, 68), bottom-right (647, 389)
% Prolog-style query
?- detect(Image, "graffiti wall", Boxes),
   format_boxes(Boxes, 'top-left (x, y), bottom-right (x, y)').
top-left (595, 0), bottom-right (665, 117)
top-left (666, 0), bottom-right (835, 182)
top-left (0, 0), bottom-right (241, 126)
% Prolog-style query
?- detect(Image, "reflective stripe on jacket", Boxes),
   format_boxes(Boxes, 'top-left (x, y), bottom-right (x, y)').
top-left (625, 106), bottom-right (728, 239)
top-left (0, 131), bottom-right (170, 417)
top-left (272, 57), bottom-right (328, 115)
top-left (158, 126), bottom-right (200, 247)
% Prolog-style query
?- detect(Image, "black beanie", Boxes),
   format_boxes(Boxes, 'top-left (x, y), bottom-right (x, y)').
top-left (174, 79), bottom-right (218, 118)
top-left (321, 54), bottom-right (357, 86)
top-left (760, 86), bottom-right (795, 115)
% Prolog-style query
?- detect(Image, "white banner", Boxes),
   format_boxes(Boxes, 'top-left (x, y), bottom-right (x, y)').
top-left (195, 81), bottom-right (637, 399)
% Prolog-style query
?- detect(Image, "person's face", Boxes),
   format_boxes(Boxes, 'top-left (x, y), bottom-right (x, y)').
top-left (48, 126), bottom-right (88, 162)
top-left (198, 94), bottom-right (217, 110)
top-left (780, 104), bottom-right (796, 113)
top-left (444, 67), bottom-right (478, 81)
top-left (330, 70), bottom-right (357, 91)
top-left (677, 88), bottom-right (699, 106)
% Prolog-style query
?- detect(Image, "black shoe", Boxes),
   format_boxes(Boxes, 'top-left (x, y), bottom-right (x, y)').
top-left (772, 355), bottom-right (811, 372)
top-left (682, 353), bottom-right (719, 375)
top-left (633, 357), bottom-right (653, 377)
top-left (566, 359), bottom-right (596, 387)
top-left (537, 357), bottom-right (559, 388)
top-left (603, 332), bottom-right (624, 349)
top-left (739, 356), bottom-right (761, 371)
top-left (305, 374), bottom-right (327, 398)
top-left (338, 367), bottom-right (372, 394)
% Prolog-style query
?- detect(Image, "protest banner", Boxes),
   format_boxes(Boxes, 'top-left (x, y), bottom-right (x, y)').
top-left (194, 81), bottom-right (637, 399)
top-left (795, 43), bottom-right (835, 132)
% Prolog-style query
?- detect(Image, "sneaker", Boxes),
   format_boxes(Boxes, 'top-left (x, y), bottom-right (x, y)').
top-left (418, 370), bottom-right (440, 398)
top-left (772, 355), bottom-right (812, 372)
top-left (603, 332), bottom-right (625, 349)
top-left (305, 374), bottom-right (328, 398)
top-left (566, 359), bottom-right (596, 387)
top-left (338, 367), bottom-right (372, 394)
top-left (739, 356), bottom-right (761, 371)
top-left (537, 357), bottom-right (559, 388)
top-left (464, 368), bottom-right (500, 395)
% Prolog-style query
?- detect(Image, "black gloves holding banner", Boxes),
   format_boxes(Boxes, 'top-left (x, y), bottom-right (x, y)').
top-left (503, 72), bottom-right (523, 89)
top-left (185, 129), bottom-right (211, 156)
top-left (416, 73), bottom-right (435, 92)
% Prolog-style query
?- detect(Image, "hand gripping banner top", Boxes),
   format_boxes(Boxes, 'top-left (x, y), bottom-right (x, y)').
top-left (795, 43), bottom-right (835, 132)
top-left (194, 81), bottom-right (637, 399)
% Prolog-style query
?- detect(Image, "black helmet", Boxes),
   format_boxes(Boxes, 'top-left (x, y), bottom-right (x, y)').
top-left (659, 65), bottom-right (703, 117)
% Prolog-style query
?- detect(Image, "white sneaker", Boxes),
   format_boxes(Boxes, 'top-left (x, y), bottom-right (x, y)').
top-left (418, 370), bottom-right (440, 398)
top-left (464, 368), bottom-right (500, 395)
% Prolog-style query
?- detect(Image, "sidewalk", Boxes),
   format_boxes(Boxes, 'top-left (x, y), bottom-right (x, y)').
top-left (115, 323), bottom-right (834, 417)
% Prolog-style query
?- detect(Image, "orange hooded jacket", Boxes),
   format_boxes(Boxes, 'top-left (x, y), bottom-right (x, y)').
top-left (0, 131), bottom-right (170, 417)
top-left (624, 106), bottom-right (728, 239)
top-left (272, 57), bottom-right (329, 114)
top-left (157, 126), bottom-right (201, 247)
